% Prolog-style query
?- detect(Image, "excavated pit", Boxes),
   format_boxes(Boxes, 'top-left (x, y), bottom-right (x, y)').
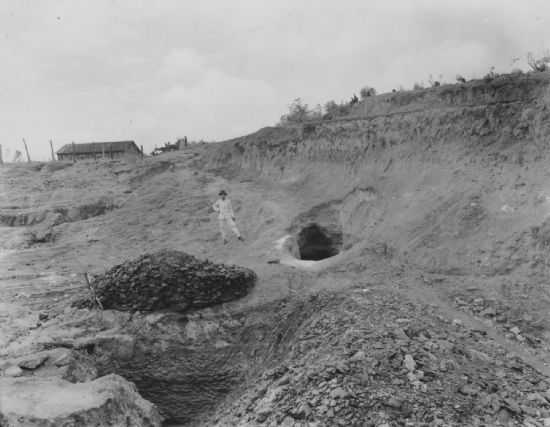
top-left (297, 223), bottom-right (342, 260)
top-left (80, 295), bottom-right (322, 425)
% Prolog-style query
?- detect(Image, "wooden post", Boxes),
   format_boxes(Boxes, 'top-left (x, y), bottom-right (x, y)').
top-left (0, 144), bottom-right (3, 165)
top-left (102, 144), bottom-right (105, 159)
top-left (49, 140), bottom-right (55, 161)
top-left (22, 138), bottom-right (31, 162)
top-left (140, 145), bottom-right (144, 160)
top-left (84, 272), bottom-right (103, 310)
top-left (72, 142), bottom-right (76, 162)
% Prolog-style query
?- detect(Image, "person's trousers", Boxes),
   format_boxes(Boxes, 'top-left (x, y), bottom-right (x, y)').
top-left (218, 217), bottom-right (241, 240)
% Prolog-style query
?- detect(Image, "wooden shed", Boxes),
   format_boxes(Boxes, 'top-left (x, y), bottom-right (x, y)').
top-left (56, 141), bottom-right (141, 161)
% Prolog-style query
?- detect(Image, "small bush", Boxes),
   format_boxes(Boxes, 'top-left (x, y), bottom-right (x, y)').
top-left (323, 100), bottom-right (352, 120)
top-left (527, 52), bottom-right (550, 72)
top-left (413, 82), bottom-right (424, 90)
top-left (280, 98), bottom-right (309, 123)
top-left (280, 98), bottom-right (322, 124)
top-left (483, 67), bottom-right (499, 83)
top-left (360, 86), bottom-right (377, 99)
top-left (456, 75), bottom-right (466, 83)
top-left (428, 74), bottom-right (443, 87)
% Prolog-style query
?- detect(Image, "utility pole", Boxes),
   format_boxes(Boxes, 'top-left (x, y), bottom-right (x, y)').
top-left (49, 140), bottom-right (55, 161)
top-left (22, 138), bottom-right (31, 162)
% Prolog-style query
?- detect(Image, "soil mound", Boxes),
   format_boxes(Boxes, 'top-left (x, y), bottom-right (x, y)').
top-left (89, 249), bottom-right (256, 312)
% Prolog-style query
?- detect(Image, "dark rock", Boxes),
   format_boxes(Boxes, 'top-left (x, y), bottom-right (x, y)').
top-left (497, 407), bottom-right (513, 423)
top-left (331, 387), bottom-right (349, 399)
top-left (503, 397), bottom-right (522, 413)
top-left (459, 384), bottom-right (479, 396)
top-left (385, 396), bottom-right (403, 409)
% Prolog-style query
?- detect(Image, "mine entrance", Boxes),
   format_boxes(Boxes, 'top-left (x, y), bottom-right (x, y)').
top-left (297, 224), bottom-right (342, 261)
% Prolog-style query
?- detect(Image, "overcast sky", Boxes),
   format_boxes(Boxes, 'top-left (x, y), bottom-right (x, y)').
top-left (1, 1), bottom-right (549, 160)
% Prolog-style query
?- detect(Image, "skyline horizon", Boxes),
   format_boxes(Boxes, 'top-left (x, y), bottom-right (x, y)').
top-left (1, 1), bottom-right (549, 161)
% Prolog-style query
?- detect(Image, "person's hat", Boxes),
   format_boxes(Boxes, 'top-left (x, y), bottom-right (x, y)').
top-left (219, 190), bottom-right (228, 196)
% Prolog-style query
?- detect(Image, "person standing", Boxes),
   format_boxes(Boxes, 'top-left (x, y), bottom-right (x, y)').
top-left (212, 190), bottom-right (244, 244)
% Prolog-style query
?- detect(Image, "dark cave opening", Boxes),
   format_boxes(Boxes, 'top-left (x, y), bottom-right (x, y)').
top-left (297, 224), bottom-right (342, 261)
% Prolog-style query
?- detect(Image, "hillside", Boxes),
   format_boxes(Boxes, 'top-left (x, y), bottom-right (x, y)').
top-left (2, 72), bottom-right (550, 426)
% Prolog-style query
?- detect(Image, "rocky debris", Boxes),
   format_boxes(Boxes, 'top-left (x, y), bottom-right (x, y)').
top-left (74, 249), bottom-right (256, 312)
top-left (26, 211), bottom-right (62, 244)
top-left (208, 289), bottom-right (550, 426)
top-left (453, 294), bottom-right (544, 348)
top-left (0, 348), bottom-right (97, 382)
top-left (0, 373), bottom-right (162, 427)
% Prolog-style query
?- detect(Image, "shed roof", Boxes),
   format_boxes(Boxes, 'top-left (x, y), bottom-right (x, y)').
top-left (57, 141), bottom-right (138, 154)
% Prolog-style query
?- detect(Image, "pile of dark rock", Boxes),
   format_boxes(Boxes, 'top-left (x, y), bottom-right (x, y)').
top-left (76, 249), bottom-right (256, 312)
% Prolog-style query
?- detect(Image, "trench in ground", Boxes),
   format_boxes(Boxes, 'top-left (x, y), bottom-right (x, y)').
top-left (88, 296), bottom-right (325, 425)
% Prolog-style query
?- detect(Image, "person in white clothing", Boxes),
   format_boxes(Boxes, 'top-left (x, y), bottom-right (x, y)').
top-left (212, 190), bottom-right (243, 244)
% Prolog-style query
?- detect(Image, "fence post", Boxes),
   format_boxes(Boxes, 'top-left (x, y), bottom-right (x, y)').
top-left (22, 138), bottom-right (31, 162)
top-left (72, 142), bottom-right (76, 162)
top-left (49, 140), bottom-right (55, 161)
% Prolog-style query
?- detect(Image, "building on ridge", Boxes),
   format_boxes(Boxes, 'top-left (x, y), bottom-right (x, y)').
top-left (56, 141), bottom-right (141, 161)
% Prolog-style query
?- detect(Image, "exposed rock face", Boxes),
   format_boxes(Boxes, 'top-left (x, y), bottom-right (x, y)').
top-left (200, 73), bottom-right (550, 278)
top-left (0, 374), bottom-right (162, 427)
top-left (206, 73), bottom-right (550, 177)
top-left (86, 249), bottom-right (256, 312)
top-left (0, 197), bottom-right (117, 228)
top-left (0, 348), bottom-right (97, 382)
top-left (13, 297), bottom-right (320, 424)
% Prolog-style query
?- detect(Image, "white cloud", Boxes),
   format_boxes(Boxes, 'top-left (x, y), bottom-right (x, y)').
top-left (159, 48), bottom-right (209, 88)
top-left (162, 69), bottom-right (273, 106)
top-left (160, 67), bottom-right (277, 140)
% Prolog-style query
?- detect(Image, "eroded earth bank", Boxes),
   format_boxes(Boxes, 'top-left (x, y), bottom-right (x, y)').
top-left (3, 73), bottom-right (550, 426)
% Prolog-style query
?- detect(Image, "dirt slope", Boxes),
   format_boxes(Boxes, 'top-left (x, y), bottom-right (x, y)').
top-left (2, 72), bottom-right (550, 426)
